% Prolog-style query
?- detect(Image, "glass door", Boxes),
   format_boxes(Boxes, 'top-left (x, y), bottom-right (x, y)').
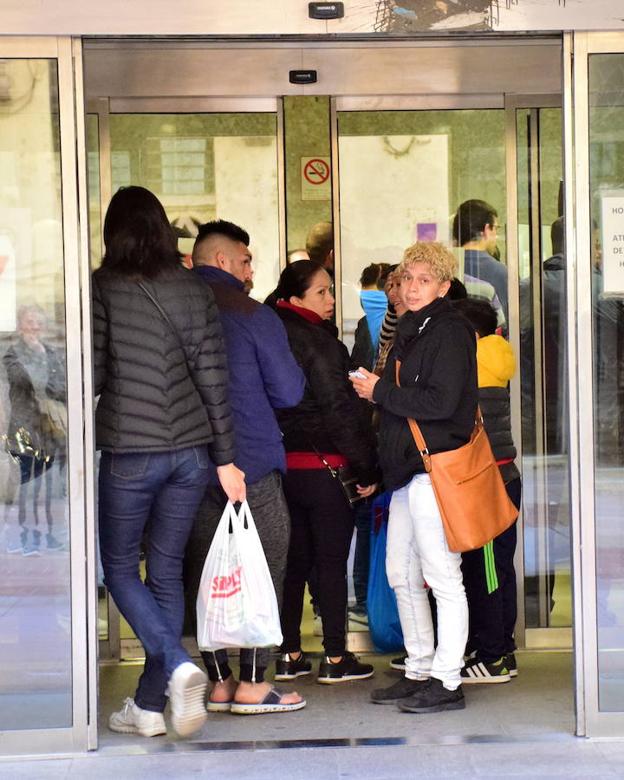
top-left (87, 100), bottom-right (283, 298)
top-left (506, 97), bottom-right (571, 648)
top-left (0, 37), bottom-right (95, 755)
top-left (333, 95), bottom-right (570, 651)
top-left (86, 98), bottom-right (284, 661)
top-left (334, 100), bottom-right (508, 352)
top-left (570, 31), bottom-right (624, 737)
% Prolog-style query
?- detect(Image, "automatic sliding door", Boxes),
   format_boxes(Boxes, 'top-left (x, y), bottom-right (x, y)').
top-left (334, 98), bottom-right (572, 650)
top-left (0, 37), bottom-right (93, 756)
top-left (0, 54), bottom-right (72, 731)
top-left (512, 100), bottom-right (571, 642)
top-left (335, 105), bottom-right (508, 352)
top-left (87, 102), bottom-right (283, 660)
top-left (571, 33), bottom-right (624, 736)
top-left (88, 107), bottom-right (282, 301)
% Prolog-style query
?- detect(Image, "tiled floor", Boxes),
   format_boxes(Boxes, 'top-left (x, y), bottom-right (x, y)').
top-left (98, 650), bottom-right (575, 748)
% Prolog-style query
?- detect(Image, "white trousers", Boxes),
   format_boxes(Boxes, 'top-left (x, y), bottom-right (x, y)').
top-left (386, 473), bottom-right (468, 690)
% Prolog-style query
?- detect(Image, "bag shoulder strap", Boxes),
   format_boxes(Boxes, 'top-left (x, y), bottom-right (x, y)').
top-left (138, 282), bottom-right (184, 350)
top-left (138, 281), bottom-right (193, 377)
top-left (394, 359), bottom-right (483, 473)
top-left (306, 437), bottom-right (338, 478)
top-left (395, 360), bottom-right (432, 471)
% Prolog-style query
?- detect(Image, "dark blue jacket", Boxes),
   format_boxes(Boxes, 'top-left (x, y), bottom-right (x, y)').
top-left (195, 265), bottom-right (305, 485)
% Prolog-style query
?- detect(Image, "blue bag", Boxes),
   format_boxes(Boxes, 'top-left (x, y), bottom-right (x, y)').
top-left (366, 491), bottom-right (404, 652)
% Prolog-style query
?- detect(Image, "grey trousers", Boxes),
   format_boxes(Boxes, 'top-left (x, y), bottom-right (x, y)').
top-left (184, 470), bottom-right (290, 682)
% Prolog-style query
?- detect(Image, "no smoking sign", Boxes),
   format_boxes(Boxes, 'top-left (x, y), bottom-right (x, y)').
top-left (301, 156), bottom-right (331, 201)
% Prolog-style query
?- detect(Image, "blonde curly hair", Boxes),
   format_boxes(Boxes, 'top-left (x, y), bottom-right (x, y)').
top-left (399, 241), bottom-right (457, 283)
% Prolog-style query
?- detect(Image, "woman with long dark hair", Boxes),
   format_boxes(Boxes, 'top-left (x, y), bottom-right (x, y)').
top-left (272, 260), bottom-right (379, 684)
top-left (93, 186), bottom-right (245, 739)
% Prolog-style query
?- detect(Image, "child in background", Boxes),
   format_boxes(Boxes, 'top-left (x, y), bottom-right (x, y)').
top-left (453, 298), bottom-right (522, 684)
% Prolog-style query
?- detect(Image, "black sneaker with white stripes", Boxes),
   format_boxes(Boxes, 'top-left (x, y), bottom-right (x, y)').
top-left (460, 655), bottom-right (511, 684)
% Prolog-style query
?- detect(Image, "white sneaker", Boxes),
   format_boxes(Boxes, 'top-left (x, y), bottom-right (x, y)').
top-left (108, 697), bottom-right (167, 737)
top-left (348, 610), bottom-right (369, 632)
top-left (167, 661), bottom-right (208, 738)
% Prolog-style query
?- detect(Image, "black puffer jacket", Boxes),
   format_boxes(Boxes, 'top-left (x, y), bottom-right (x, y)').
top-left (373, 297), bottom-right (478, 491)
top-left (480, 387), bottom-right (520, 484)
top-left (92, 266), bottom-right (235, 464)
top-left (275, 306), bottom-right (379, 487)
top-left (3, 340), bottom-right (66, 456)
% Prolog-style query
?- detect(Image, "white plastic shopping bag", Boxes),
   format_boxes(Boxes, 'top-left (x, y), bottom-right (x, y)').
top-left (196, 500), bottom-right (283, 650)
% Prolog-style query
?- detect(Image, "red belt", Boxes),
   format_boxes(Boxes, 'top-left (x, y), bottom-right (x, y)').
top-left (286, 451), bottom-right (348, 470)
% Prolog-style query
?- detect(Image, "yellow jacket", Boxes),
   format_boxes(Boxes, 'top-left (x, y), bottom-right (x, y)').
top-left (476, 334), bottom-right (516, 389)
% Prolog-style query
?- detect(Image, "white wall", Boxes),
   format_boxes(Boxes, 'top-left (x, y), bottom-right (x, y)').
top-left (338, 134), bottom-right (449, 321)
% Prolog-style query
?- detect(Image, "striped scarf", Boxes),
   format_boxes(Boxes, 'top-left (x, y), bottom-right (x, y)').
top-left (373, 307), bottom-right (398, 376)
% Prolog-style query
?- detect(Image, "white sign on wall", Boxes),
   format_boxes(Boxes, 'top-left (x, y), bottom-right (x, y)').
top-left (0, 208), bottom-right (31, 333)
top-left (301, 156), bottom-right (331, 201)
top-left (213, 136), bottom-right (280, 302)
top-left (601, 195), bottom-right (624, 296)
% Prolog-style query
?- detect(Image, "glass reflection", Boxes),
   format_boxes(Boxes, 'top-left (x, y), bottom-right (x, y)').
top-left (0, 59), bottom-right (71, 730)
top-left (516, 107), bottom-right (571, 630)
top-left (108, 113), bottom-right (280, 301)
top-left (588, 53), bottom-right (624, 712)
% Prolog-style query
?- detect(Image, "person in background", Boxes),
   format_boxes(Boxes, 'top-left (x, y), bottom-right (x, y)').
top-left (273, 259), bottom-right (379, 684)
top-left (4, 304), bottom-right (66, 555)
top-left (447, 277), bottom-right (468, 301)
top-left (288, 248), bottom-right (310, 263)
top-left (93, 186), bottom-right (245, 740)
top-left (452, 298), bottom-right (521, 683)
top-left (351, 262), bottom-right (391, 373)
top-left (375, 264), bottom-right (401, 372)
top-left (373, 266), bottom-right (407, 377)
top-left (184, 219), bottom-right (307, 715)
top-left (348, 262), bottom-right (390, 630)
top-left (305, 221), bottom-right (334, 274)
top-left (452, 199), bottom-right (508, 322)
top-left (351, 242), bottom-right (477, 713)
top-left (266, 222), bottom-right (334, 310)
top-left (463, 273), bottom-right (506, 334)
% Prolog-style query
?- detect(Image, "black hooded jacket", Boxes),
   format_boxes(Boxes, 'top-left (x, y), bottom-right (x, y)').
top-left (275, 306), bottom-right (380, 487)
top-left (373, 297), bottom-right (478, 491)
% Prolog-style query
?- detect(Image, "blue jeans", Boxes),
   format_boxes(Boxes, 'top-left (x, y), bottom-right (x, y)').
top-left (99, 446), bottom-right (210, 713)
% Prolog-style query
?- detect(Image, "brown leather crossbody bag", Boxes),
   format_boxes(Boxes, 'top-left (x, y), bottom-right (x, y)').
top-left (396, 361), bottom-right (518, 552)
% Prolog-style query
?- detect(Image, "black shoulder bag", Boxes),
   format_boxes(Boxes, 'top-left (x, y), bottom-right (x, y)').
top-left (307, 440), bottom-right (362, 506)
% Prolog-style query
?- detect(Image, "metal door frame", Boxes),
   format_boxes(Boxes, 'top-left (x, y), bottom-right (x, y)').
top-left (567, 29), bottom-right (624, 739)
top-left (0, 36), bottom-right (96, 756)
top-left (505, 92), bottom-right (573, 653)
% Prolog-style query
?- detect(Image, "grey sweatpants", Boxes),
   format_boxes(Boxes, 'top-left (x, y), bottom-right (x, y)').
top-left (184, 469), bottom-right (290, 682)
